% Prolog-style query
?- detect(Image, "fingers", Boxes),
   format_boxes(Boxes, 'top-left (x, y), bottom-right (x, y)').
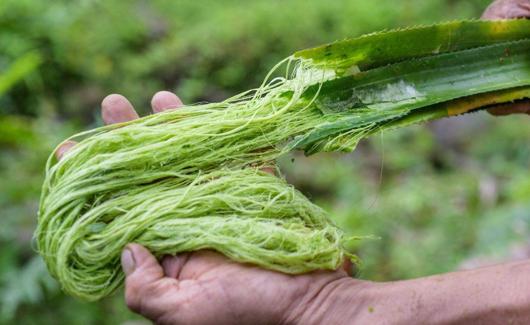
top-left (482, 1), bottom-right (530, 116)
top-left (262, 166), bottom-right (276, 175)
top-left (488, 101), bottom-right (530, 115)
top-left (122, 244), bottom-right (173, 313)
top-left (56, 91), bottom-right (182, 160)
top-left (103, 91), bottom-right (182, 124)
top-left (167, 250), bottom-right (231, 280)
top-left (149, 90), bottom-right (276, 174)
top-left (161, 253), bottom-right (191, 278)
top-left (342, 259), bottom-right (355, 276)
top-left (122, 243), bottom-right (165, 285)
top-left (101, 94), bottom-right (139, 125)
top-left (57, 93), bottom-right (139, 160)
top-left (151, 91), bottom-right (184, 113)
top-left (482, 0), bottom-right (530, 20)
top-left (55, 140), bottom-right (77, 160)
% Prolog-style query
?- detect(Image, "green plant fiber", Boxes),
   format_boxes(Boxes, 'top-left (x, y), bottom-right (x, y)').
top-left (37, 20), bottom-right (530, 301)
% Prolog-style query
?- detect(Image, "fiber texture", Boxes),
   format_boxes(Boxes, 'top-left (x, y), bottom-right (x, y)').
top-left (37, 20), bottom-right (530, 301)
top-left (37, 63), bottom-right (355, 300)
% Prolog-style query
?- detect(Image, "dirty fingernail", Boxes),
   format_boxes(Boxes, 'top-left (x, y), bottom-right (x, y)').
top-left (121, 248), bottom-right (136, 276)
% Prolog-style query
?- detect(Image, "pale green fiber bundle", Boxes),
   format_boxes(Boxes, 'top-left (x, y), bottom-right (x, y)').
top-left (37, 62), bottom-right (355, 301)
top-left (37, 20), bottom-right (530, 301)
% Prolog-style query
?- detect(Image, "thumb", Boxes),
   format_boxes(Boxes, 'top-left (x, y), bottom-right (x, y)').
top-left (121, 243), bottom-right (165, 312)
top-left (121, 243), bottom-right (164, 279)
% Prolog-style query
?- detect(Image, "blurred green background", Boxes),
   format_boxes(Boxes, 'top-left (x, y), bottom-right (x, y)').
top-left (1, 0), bottom-right (530, 323)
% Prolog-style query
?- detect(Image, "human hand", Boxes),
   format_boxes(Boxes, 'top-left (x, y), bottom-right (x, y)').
top-left (119, 243), bottom-right (530, 325)
top-left (55, 91), bottom-right (182, 159)
top-left (482, 0), bottom-right (530, 115)
top-left (121, 244), bottom-right (354, 325)
top-left (56, 91), bottom-right (358, 325)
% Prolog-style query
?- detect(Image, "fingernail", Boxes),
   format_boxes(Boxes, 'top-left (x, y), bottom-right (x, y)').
top-left (121, 248), bottom-right (136, 276)
top-left (151, 91), bottom-right (183, 113)
top-left (56, 141), bottom-right (77, 160)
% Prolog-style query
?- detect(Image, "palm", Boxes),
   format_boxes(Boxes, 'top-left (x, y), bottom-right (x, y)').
top-left (125, 248), bottom-right (347, 325)
top-left (161, 251), bottom-right (294, 324)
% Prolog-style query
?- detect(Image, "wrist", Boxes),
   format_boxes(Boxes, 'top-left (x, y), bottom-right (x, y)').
top-left (284, 260), bottom-right (530, 325)
top-left (284, 275), bottom-right (378, 325)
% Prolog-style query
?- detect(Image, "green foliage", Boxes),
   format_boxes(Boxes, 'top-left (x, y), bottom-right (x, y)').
top-left (2, 0), bottom-right (529, 324)
top-left (0, 0), bottom-right (490, 117)
top-left (1, 256), bottom-right (56, 321)
top-left (0, 52), bottom-right (41, 96)
top-left (280, 115), bottom-right (530, 280)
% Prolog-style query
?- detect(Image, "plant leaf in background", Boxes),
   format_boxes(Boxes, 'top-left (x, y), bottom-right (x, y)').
top-left (0, 51), bottom-right (41, 97)
top-left (0, 257), bottom-right (56, 322)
